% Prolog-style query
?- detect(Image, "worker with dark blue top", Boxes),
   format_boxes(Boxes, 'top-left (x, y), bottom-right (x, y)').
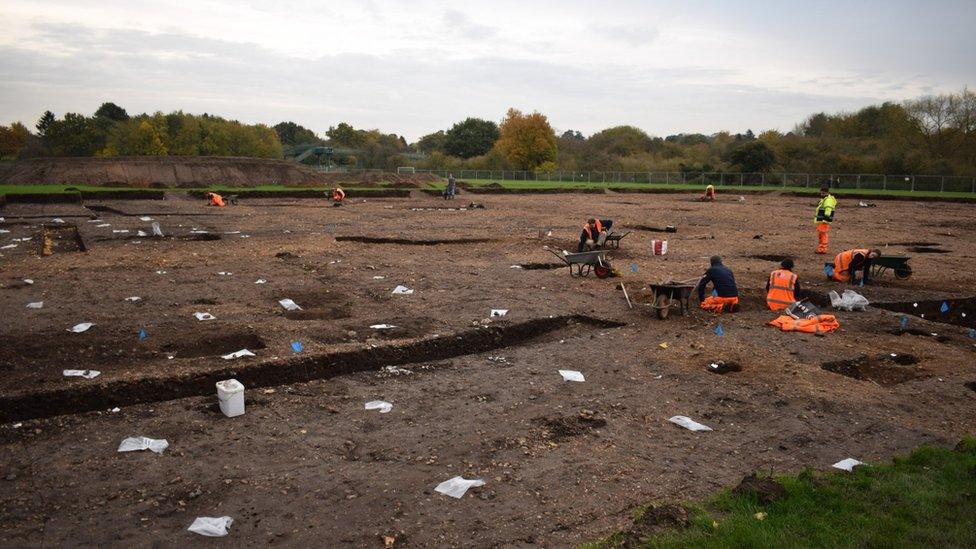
top-left (578, 218), bottom-right (613, 252)
top-left (694, 255), bottom-right (739, 313)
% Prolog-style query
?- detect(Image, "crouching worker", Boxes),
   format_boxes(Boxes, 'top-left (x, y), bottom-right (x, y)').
top-left (205, 192), bottom-right (225, 207)
top-left (578, 218), bottom-right (613, 252)
top-left (830, 248), bottom-right (880, 285)
top-left (766, 258), bottom-right (799, 310)
top-left (699, 184), bottom-right (716, 201)
top-left (331, 187), bottom-right (346, 207)
top-left (695, 256), bottom-right (739, 313)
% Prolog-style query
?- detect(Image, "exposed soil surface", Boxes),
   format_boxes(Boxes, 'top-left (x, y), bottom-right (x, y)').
top-left (1, 192), bottom-right (975, 546)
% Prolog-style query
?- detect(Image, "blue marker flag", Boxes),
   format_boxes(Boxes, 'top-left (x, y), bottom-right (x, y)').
top-left (969, 329), bottom-right (976, 339)
top-left (291, 341), bottom-right (303, 353)
top-left (940, 301), bottom-right (949, 313)
top-left (715, 323), bottom-right (725, 337)
top-left (711, 289), bottom-right (718, 297)
top-left (630, 263), bottom-right (638, 273)
top-left (900, 316), bottom-right (909, 329)
top-left (138, 328), bottom-right (147, 341)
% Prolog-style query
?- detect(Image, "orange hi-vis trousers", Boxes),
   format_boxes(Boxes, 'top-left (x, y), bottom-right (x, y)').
top-left (700, 296), bottom-right (739, 313)
top-left (816, 223), bottom-right (829, 254)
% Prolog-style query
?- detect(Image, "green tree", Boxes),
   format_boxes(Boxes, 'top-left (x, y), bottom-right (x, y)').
top-left (273, 121), bottom-right (322, 146)
top-left (588, 126), bottom-right (657, 156)
top-left (0, 122), bottom-right (31, 159)
top-left (94, 102), bottom-right (129, 122)
top-left (728, 141), bottom-right (776, 172)
top-left (45, 113), bottom-right (106, 156)
top-left (35, 111), bottom-right (55, 137)
top-left (415, 131), bottom-right (446, 154)
top-left (443, 117), bottom-right (499, 158)
top-left (326, 122), bottom-right (366, 148)
top-left (495, 108), bottom-right (557, 170)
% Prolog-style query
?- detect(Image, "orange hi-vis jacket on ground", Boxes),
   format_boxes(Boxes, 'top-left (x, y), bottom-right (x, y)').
top-left (206, 192), bottom-right (225, 207)
top-left (582, 219), bottom-right (604, 241)
top-left (332, 188), bottom-right (346, 202)
top-left (766, 269), bottom-right (797, 310)
top-left (701, 295), bottom-right (739, 313)
top-left (767, 314), bottom-right (840, 335)
top-left (832, 248), bottom-right (869, 282)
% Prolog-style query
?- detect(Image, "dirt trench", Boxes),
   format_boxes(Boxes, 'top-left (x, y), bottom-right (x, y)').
top-left (334, 236), bottom-right (493, 245)
top-left (0, 315), bottom-right (624, 422)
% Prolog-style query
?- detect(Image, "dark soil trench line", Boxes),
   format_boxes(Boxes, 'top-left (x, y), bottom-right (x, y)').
top-left (0, 315), bottom-right (624, 422)
top-left (875, 297), bottom-right (976, 330)
top-left (334, 236), bottom-right (494, 245)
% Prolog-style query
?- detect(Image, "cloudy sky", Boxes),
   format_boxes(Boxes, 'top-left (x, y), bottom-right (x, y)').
top-left (1, 0), bottom-right (973, 140)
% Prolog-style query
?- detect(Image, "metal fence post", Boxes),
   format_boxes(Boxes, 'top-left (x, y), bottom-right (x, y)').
top-left (940, 176), bottom-right (944, 192)
top-left (883, 175), bottom-right (887, 190)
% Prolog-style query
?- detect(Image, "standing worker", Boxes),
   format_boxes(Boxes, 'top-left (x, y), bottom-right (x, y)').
top-left (815, 184), bottom-right (837, 254)
top-left (578, 218), bottom-right (613, 252)
top-left (695, 256), bottom-right (739, 313)
top-left (331, 186), bottom-right (346, 207)
top-left (444, 173), bottom-right (457, 200)
top-left (766, 258), bottom-right (799, 310)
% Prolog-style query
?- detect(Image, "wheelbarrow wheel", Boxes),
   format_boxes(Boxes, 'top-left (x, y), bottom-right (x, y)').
top-left (655, 294), bottom-right (670, 319)
top-left (894, 265), bottom-right (912, 280)
top-left (594, 264), bottom-right (611, 279)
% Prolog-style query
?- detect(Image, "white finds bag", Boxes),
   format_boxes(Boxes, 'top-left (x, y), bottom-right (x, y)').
top-left (829, 290), bottom-right (869, 311)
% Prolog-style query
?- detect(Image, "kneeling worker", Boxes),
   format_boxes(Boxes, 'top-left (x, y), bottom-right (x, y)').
top-left (205, 192), bottom-right (225, 207)
top-left (695, 256), bottom-right (739, 313)
top-left (699, 184), bottom-right (716, 201)
top-left (831, 248), bottom-right (880, 285)
top-left (766, 258), bottom-right (799, 310)
top-left (331, 187), bottom-right (346, 207)
top-left (578, 218), bottom-right (613, 252)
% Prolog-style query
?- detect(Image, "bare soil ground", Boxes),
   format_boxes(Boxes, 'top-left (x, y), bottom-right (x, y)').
top-left (1, 192), bottom-right (975, 547)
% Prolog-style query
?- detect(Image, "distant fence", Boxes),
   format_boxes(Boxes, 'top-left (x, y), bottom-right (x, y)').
top-left (309, 166), bottom-right (976, 193)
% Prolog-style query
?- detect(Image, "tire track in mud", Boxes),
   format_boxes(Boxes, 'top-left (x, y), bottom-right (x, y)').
top-left (0, 315), bottom-right (624, 422)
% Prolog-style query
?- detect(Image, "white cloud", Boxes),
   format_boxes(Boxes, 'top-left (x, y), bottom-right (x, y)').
top-left (0, 0), bottom-right (972, 139)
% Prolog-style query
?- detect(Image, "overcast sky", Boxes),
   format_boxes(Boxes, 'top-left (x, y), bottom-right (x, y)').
top-left (1, 0), bottom-right (973, 141)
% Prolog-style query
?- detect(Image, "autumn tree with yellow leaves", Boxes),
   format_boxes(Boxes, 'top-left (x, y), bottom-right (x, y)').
top-left (494, 108), bottom-right (558, 171)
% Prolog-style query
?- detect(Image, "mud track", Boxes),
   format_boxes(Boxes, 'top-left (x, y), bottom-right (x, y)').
top-left (334, 236), bottom-right (493, 245)
top-left (0, 315), bottom-right (622, 422)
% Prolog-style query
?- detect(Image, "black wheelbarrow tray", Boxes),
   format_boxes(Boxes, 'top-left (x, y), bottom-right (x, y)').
top-left (646, 282), bottom-right (695, 319)
top-left (872, 255), bottom-right (912, 280)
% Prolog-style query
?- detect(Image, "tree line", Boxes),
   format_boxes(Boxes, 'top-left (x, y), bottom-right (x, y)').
top-left (2, 89), bottom-right (974, 175)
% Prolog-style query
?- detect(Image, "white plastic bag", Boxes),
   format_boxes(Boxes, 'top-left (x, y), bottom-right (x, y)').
top-left (832, 458), bottom-right (864, 471)
top-left (151, 222), bottom-right (164, 237)
top-left (63, 369), bottom-right (100, 379)
top-left (187, 516), bottom-right (233, 537)
top-left (221, 349), bottom-right (255, 360)
top-left (668, 415), bottom-right (713, 432)
top-left (365, 400), bottom-right (393, 413)
top-left (194, 312), bottom-right (216, 321)
top-left (558, 369), bottom-right (585, 382)
top-left (124, 296), bottom-right (141, 302)
top-left (118, 436), bottom-right (169, 454)
top-left (278, 298), bottom-right (302, 311)
top-left (490, 309), bottom-right (509, 317)
top-left (434, 476), bottom-right (485, 498)
top-left (829, 290), bottom-right (869, 311)
top-left (392, 285), bottom-right (414, 295)
top-left (370, 324), bottom-right (397, 329)
top-left (26, 301), bottom-right (44, 309)
top-left (69, 322), bottom-right (94, 333)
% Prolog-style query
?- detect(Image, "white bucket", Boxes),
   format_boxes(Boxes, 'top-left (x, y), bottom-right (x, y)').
top-left (651, 240), bottom-right (668, 255)
top-left (216, 379), bottom-right (245, 418)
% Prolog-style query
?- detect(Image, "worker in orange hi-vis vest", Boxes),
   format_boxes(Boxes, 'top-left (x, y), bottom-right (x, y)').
top-left (205, 192), bottom-right (225, 207)
top-left (766, 258), bottom-right (799, 310)
top-left (831, 248), bottom-right (880, 285)
top-left (815, 184), bottom-right (837, 254)
top-left (331, 187), bottom-right (346, 207)
top-left (699, 184), bottom-right (716, 201)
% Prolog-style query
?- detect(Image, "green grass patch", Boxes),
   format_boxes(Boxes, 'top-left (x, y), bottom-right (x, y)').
top-left (586, 439), bottom-right (976, 548)
top-left (434, 179), bottom-right (976, 199)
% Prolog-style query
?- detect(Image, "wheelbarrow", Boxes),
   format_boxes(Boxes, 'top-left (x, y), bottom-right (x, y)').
top-left (647, 282), bottom-right (695, 319)
top-left (547, 249), bottom-right (613, 278)
top-left (871, 255), bottom-right (912, 280)
top-left (602, 230), bottom-right (632, 249)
